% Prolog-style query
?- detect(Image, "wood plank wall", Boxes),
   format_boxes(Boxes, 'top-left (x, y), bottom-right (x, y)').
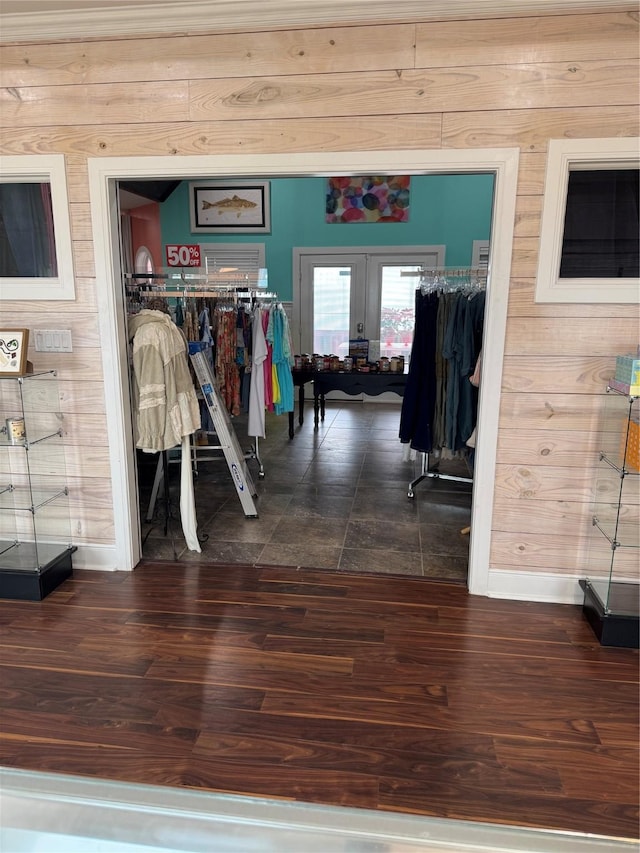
top-left (1, 11), bottom-right (638, 582)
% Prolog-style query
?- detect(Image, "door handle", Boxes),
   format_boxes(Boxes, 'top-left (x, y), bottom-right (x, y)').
top-left (357, 322), bottom-right (364, 334)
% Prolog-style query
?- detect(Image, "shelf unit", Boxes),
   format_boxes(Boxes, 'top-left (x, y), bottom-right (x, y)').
top-left (0, 370), bottom-right (75, 600)
top-left (580, 385), bottom-right (639, 648)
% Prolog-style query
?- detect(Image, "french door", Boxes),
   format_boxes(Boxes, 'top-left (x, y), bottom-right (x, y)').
top-left (295, 247), bottom-right (445, 363)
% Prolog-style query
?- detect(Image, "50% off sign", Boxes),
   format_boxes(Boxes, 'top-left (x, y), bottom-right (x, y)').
top-left (166, 244), bottom-right (201, 267)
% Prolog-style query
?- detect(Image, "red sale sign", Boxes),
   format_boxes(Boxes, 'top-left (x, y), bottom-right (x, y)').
top-left (166, 244), bottom-right (201, 267)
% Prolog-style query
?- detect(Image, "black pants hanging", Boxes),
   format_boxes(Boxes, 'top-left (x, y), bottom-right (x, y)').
top-left (399, 290), bottom-right (438, 453)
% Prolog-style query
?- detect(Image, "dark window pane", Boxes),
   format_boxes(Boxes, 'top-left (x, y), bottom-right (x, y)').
top-left (0, 182), bottom-right (58, 277)
top-left (559, 169), bottom-right (639, 278)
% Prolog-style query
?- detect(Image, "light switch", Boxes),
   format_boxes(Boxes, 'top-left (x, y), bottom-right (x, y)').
top-left (33, 330), bottom-right (73, 352)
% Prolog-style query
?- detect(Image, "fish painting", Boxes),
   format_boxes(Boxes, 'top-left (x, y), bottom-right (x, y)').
top-left (202, 195), bottom-right (257, 217)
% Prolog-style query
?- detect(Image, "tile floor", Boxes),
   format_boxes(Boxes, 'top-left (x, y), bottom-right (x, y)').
top-left (138, 401), bottom-right (473, 582)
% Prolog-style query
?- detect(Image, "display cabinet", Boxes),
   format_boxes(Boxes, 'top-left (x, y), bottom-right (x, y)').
top-left (580, 385), bottom-right (639, 647)
top-left (0, 371), bottom-right (75, 600)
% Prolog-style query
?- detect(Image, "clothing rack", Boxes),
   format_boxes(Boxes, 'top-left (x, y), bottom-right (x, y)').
top-left (124, 272), bottom-right (277, 303)
top-left (407, 451), bottom-right (472, 498)
top-left (401, 267), bottom-right (486, 499)
top-left (401, 266), bottom-right (488, 278)
top-left (125, 274), bottom-right (275, 524)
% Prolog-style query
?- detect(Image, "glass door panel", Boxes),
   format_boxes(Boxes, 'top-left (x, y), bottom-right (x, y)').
top-left (378, 264), bottom-right (423, 363)
top-left (297, 249), bottom-right (444, 361)
top-left (312, 266), bottom-right (351, 356)
top-left (299, 254), bottom-right (365, 356)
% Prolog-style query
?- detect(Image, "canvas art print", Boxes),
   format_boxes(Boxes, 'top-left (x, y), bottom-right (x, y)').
top-left (326, 176), bottom-right (411, 223)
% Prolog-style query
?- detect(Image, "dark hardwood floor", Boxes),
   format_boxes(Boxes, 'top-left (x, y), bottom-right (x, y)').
top-left (0, 562), bottom-right (638, 840)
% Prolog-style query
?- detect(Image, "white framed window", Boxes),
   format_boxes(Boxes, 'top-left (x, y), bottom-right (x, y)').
top-left (199, 242), bottom-right (265, 280)
top-left (535, 138), bottom-right (639, 303)
top-left (0, 154), bottom-right (75, 300)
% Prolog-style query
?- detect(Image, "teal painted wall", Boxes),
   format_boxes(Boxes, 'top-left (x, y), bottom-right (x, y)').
top-left (160, 174), bottom-right (494, 301)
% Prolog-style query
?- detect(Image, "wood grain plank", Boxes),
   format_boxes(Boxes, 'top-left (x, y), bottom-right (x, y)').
top-left (516, 152), bottom-right (546, 195)
top-left (492, 494), bottom-right (636, 538)
top-left (0, 707), bottom-right (198, 754)
top-left (0, 24), bottom-right (417, 87)
top-left (504, 318), bottom-right (640, 357)
top-left (501, 356), bottom-right (616, 394)
top-left (0, 81), bottom-right (190, 128)
top-left (259, 690), bottom-right (604, 744)
top-left (488, 530), bottom-right (634, 574)
top-left (442, 104), bottom-right (640, 151)
top-left (415, 12), bottom-right (640, 68)
top-left (58, 413), bottom-right (109, 446)
top-left (0, 564), bottom-right (636, 838)
top-left (507, 279), bottom-right (639, 318)
top-left (0, 278), bottom-right (97, 313)
top-left (69, 202), bottom-right (93, 242)
top-left (498, 391), bottom-right (605, 432)
top-left (493, 738), bottom-right (639, 800)
top-left (177, 757), bottom-right (380, 808)
top-left (496, 429), bottom-right (600, 466)
top-left (192, 729), bottom-right (564, 794)
top-left (188, 61), bottom-right (638, 122)
top-left (493, 462), bottom-right (634, 504)
top-left (0, 115), bottom-right (443, 156)
top-left (0, 313), bottom-right (101, 348)
top-left (378, 778), bottom-right (639, 838)
top-left (513, 194), bottom-right (542, 238)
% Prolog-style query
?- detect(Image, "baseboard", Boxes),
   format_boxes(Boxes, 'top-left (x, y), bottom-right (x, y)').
top-left (71, 544), bottom-right (122, 572)
top-left (487, 569), bottom-right (584, 605)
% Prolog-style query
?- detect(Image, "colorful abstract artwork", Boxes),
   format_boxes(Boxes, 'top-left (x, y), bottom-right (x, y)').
top-left (326, 176), bottom-right (411, 223)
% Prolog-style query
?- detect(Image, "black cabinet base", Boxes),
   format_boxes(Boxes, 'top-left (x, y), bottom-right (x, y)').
top-left (0, 547), bottom-right (75, 601)
top-left (579, 579), bottom-right (640, 648)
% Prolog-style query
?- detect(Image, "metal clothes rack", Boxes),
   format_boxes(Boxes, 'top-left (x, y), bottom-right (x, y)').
top-left (402, 266), bottom-right (487, 500)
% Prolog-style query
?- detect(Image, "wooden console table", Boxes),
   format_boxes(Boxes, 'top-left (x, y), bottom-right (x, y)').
top-left (289, 369), bottom-right (407, 436)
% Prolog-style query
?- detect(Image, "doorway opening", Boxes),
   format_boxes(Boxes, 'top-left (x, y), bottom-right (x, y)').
top-left (88, 149), bottom-right (519, 595)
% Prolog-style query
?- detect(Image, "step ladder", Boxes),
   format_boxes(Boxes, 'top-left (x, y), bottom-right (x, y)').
top-left (189, 345), bottom-right (259, 518)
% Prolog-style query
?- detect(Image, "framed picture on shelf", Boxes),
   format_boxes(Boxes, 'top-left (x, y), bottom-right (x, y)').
top-left (0, 329), bottom-right (29, 376)
top-left (189, 181), bottom-right (271, 233)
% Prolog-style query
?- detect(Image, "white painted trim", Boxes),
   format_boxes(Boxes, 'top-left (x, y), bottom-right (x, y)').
top-left (487, 569), bottom-right (585, 604)
top-left (535, 137), bottom-right (640, 304)
top-left (467, 150), bottom-right (518, 596)
top-left (88, 149), bottom-right (519, 598)
top-left (89, 170), bottom-right (141, 573)
top-left (0, 0), bottom-right (635, 43)
top-left (71, 543), bottom-right (120, 572)
top-left (0, 155), bottom-right (75, 301)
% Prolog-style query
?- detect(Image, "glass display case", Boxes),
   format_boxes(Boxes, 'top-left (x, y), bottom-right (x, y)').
top-left (581, 385), bottom-right (639, 647)
top-left (0, 371), bottom-right (75, 600)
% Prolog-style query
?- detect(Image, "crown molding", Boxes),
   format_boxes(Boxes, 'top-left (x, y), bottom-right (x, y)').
top-left (0, 0), bottom-right (637, 43)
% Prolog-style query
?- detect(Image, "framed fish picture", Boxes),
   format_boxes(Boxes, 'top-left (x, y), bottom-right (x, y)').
top-left (189, 181), bottom-right (271, 233)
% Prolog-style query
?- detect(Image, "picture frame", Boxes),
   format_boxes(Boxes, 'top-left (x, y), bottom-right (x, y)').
top-left (189, 181), bottom-right (271, 234)
top-left (0, 328), bottom-right (29, 376)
